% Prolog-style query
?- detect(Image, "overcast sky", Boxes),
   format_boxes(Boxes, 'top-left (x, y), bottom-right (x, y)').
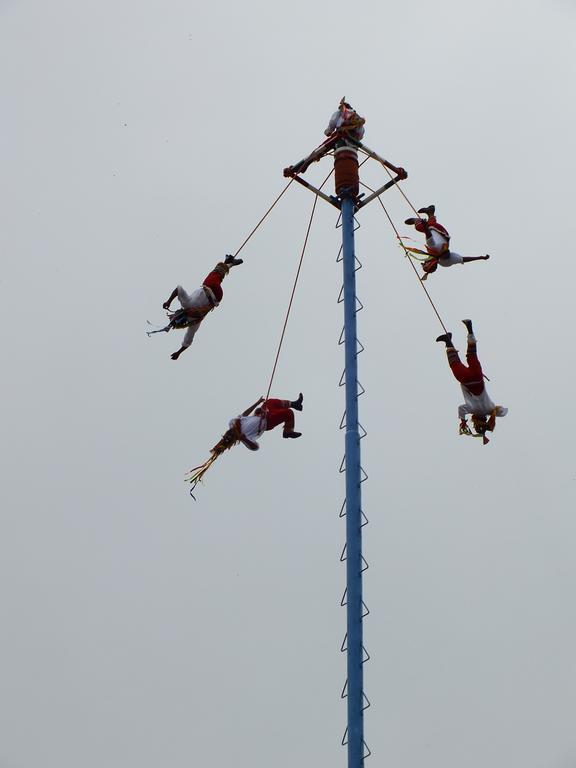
top-left (1, 1), bottom-right (576, 766)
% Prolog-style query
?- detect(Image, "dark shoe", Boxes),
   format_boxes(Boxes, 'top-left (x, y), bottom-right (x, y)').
top-left (436, 332), bottom-right (453, 345)
top-left (404, 217), bottom-right (417, 225)
top-left (290, 393), bottom-right (303, 411)
top-left (417, 205), bottom-right (435, 216)
top-left (224, 255), bottom-right (243, 266)
top-left (283, 431), bottom-right (302, 439)
top-left (462, 319), bottom-right (473, 333)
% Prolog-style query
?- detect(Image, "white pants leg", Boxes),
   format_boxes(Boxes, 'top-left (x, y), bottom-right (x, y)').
top-left (176, 285), bottom-right (211, 347)
top-left (426, 230), bottom-right (450, 255)
top-left (177, 285), bottom-right (210, 310)
top-left (182, 320), bottom-right (202, 348)
top-left (438, 251), bottom-right (464, 267)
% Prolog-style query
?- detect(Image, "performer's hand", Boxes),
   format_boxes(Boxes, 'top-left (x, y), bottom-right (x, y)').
top-left (171, 351), bottom-right (180, 360)
top-left (396, 167), bottom-right (408, 180)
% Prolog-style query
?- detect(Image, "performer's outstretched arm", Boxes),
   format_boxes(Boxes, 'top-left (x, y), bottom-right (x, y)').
top-left (163, 287), bottom-right (178, 310)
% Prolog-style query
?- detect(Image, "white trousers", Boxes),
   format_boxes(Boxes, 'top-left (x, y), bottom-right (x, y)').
top-left (426, 232), bottom-right (463, 266)
top-left (177, 285), bottom-right (211, 348)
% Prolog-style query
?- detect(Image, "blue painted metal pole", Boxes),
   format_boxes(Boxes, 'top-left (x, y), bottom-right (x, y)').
top-left (341, 194), bottom-right (364, 768)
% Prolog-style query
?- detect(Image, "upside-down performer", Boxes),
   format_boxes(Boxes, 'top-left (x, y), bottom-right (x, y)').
top-left (404, 205), bottom-right (489, 280)
top-left (186, 394), bottom-right (304, 496)
top-left (147, 255), bottom-right (242, 360)
top-left (436, 320), bottom-right (507, 444)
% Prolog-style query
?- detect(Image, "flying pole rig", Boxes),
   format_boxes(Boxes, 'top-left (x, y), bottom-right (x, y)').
top-left (284, 100), bottom-right (407, 767)
top-left (337, 143), bottom-right (366, 768)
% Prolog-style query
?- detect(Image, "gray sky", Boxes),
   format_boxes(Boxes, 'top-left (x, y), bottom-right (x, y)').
top-left (1, 0), bottom-right (576, 766)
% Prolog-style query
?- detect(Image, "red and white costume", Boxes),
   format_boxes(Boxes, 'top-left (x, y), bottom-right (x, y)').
top-left (446, 334), bottom-right (508, 420)
top-left (325, 105), bottom-right (365, 140)
top-left (176, 266), bottom-right (227, 348)
top-left (230, 399), bottom-right (297, 451)
top-left (413, 216), bottom-right (464, 267)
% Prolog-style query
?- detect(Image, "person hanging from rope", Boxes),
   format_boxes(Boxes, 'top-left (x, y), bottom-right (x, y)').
top-left (147, 255), bottom-right (243, 360)
top-left (436, 320), bottom-right (507, 444)
top-left (186, 394), bottom-right (304, 495)
top-left (404, 205), bottom-right (490, 280)
top-left (225, 393), bottom-right (304, 450)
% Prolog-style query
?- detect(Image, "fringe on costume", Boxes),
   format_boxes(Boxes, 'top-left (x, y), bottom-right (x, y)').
top-left (146, 305), bottom-right (214, 337)
top-left (399, 242), bottom-right (439, 281)
top-left (460, 408), bottom-right (499, 446)
top-left (185, 421), bottom-right (243, 499)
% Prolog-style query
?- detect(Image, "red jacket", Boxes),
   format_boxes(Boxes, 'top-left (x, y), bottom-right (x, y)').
top-left (414, 216), bottom-right (450, 241)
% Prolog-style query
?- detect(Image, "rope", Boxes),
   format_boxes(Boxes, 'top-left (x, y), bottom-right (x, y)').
top-left (263, 169), bottom-right (333, 400)
top-left (262, 158), bottom-right (369, 400)
top-left (362, 162), bottom-right (495, 383)
top-left (356, 146), bottom-right (419, 216)
top-left (233, 179), bottom-right (294, 258)
top-left (359, 179), bottom-right (448, 334)
top-left (263, 196), bottom-right (317, 400)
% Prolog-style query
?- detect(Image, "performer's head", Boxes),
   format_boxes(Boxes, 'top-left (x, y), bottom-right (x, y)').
top-left (214, 428), bottom-right (239, 452)
top-left (471, 415), bottom-right (491, 445)
top-left (422, 258), bottom-right (438, 274)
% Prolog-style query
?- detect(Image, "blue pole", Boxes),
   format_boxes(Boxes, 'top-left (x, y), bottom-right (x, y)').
top-left (341, 195), bottom-right (364, 768)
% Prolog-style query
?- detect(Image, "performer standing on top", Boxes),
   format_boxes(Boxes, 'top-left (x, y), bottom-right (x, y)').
top-left (285, 98), bottom-right (366, 177)
top-left (405, 205), bottom-right (489, 280)
top-left (324, 98), bottom-right (366, 140)
top-left (148, 255), bottom-right (243, 360)
top-left (284, 98), bottom-right (406, 181)
top-left (436, 320), bottom-right (507, 444)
